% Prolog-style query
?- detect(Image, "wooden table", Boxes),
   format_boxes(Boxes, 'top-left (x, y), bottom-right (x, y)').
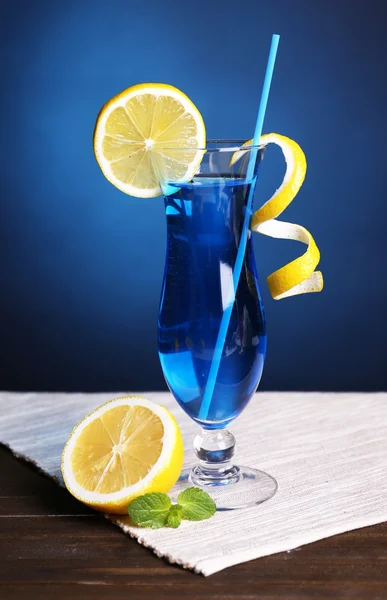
top-left (1, 446), bottom-right (387, 599)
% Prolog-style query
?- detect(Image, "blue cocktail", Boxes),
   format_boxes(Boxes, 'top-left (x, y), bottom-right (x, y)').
top-left (91, 37), bottom-right (321, 510)
top-left (158, 177), bottom-right (266, 428)
top-left (156, 142), bottom-right (277, 509)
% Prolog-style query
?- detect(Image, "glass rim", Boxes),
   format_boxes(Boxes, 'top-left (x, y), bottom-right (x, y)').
top-left (157, 139), bottom-right (265, 152)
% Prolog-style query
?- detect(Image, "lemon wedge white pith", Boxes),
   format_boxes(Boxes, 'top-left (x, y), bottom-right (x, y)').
top-left (93, 83), bottom-right (206, 198)
top-left (61, 396), bottom-right (184, 514)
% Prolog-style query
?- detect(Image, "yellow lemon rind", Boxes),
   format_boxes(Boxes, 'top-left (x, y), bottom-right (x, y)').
top-left (255, 219), bottom-right (324, 299)
top-left (235, 134), bottom-right (323, 300)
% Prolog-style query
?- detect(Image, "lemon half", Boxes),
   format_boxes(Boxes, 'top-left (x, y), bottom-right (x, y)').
top-left (93, 83), bottom-right (206, 198)
top-left (61, 396), bottom-right (184, 514)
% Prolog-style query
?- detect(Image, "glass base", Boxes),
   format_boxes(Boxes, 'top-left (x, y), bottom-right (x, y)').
top-left (176, 466), bottom-right (278, 510)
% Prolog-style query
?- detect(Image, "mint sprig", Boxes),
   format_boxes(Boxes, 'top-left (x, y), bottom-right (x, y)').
top-left (128, 488), bottom-right (216, 529)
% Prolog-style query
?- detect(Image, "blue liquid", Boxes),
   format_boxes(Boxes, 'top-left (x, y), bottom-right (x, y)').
top-left (158, 176), bottom-right (266, 429)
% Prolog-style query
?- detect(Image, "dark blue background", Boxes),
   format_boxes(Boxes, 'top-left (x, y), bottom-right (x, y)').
top-left (1, 0), bottom-right (386, 392)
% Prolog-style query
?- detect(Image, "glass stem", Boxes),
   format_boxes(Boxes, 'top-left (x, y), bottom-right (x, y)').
top-left (190, 428), bottom-right (241, 486)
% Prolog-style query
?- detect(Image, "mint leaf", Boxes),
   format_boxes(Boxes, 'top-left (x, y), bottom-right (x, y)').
top-left (178, 487), bottom-right (216, 521)
top-left (128, 493), bottom-right (171, 528)
top-left (167, 505), bottom-right (182, 528)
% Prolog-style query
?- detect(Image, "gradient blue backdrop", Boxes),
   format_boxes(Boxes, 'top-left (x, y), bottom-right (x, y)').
top-left (1, 0), bottom-right (386, 392)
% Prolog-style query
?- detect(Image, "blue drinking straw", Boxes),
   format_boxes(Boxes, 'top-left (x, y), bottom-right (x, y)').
top-left (198, 34), bottom-right (280, 421)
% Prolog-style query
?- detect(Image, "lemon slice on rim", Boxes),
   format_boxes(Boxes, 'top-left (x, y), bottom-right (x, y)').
top-left (232, 133), bottom-right (324, 300)
top-left (93, 83), bottom-right (206, 198)
top-left (61, 396), bottom-right (184, 514)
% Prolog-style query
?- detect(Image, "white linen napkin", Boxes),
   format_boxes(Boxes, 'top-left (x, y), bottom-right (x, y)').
top-left (1, 391), bottom-right (386, 575)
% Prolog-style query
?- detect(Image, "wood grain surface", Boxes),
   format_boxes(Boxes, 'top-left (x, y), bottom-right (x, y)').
top-left (1, 445), bottom-right (387, 600)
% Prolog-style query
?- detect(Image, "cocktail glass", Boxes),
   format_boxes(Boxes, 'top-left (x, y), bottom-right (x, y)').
top-left (156, 141), bottom-right (277, 509)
